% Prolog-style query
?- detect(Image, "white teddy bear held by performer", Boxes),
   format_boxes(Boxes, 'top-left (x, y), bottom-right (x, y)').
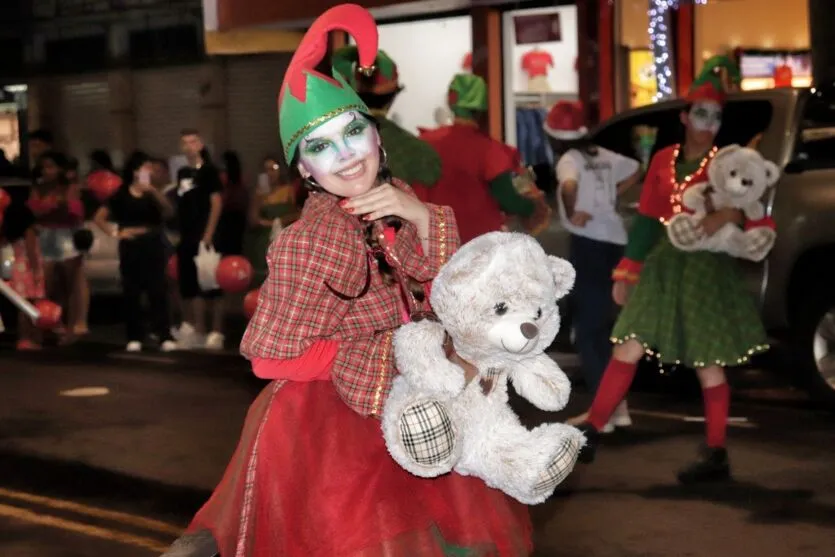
top-left (667, 144), bottom-right (780, 262)
top-left (382, 231), bottom-right (585, 505)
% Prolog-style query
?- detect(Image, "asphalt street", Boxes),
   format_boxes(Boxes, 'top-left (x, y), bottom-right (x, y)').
top-left (0, 337), bottom-right (833, 557)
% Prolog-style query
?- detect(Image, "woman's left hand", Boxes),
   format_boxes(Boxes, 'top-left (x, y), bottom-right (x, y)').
top-left (699, 208), bottom-right (743, 237)
top-left (341, 182), bottom-right (430, 227)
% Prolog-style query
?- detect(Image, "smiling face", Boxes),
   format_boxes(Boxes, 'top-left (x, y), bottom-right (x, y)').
top-left (296, 111), bottom-right (381, 198)
top-left (682, 101), bottom-right (723, 144)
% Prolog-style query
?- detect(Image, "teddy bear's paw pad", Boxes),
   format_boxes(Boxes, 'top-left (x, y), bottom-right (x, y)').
top-left (667, 216), bottom-right (703, 249)
top-left (532, 436), bottom-right (583, 497)
top-left (744, 227), bottom-right (776, 260)
top-left (399, 401), bottom-right (456, 467)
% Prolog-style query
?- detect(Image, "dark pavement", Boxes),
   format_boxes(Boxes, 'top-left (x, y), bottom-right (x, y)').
top-left (0, 338), bottom-right (833, 557)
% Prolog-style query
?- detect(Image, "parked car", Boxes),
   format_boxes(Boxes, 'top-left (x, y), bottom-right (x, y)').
top-left (522, 87), bottom-right (835, 408)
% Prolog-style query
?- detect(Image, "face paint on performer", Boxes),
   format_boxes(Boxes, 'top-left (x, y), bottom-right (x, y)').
top-left (297, 111), bottom-right (381, 198)
top-left (684, 100), bottom-right (723, 143)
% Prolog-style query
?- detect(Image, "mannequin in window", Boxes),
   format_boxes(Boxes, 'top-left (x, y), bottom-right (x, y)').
top-left (521, 46), bottom-right (554, 92)
top-left (773, 57), bottom-right (793, 88)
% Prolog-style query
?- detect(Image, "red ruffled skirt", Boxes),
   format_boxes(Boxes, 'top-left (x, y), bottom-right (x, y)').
top-left (189, 380), bottom-right (533, 557)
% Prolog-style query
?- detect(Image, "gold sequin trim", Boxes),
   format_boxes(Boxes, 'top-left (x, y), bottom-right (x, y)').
top-left (435, 206), bottom-right (448, 265)
top-left (371, 330), bottom-right (394, 417)
top-left (283, 104), bottom-right (367, 159)
top-left (611, 333), bottom-right (770, 371)
top-left (612, 269), bottom-right (640, 283)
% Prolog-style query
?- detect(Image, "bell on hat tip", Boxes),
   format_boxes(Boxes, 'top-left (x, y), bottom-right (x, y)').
top-left (358, 64), bottom-right (376, 77)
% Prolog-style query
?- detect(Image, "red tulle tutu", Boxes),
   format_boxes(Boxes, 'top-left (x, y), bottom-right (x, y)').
top-left (189, 380), bottom-right (533, 557)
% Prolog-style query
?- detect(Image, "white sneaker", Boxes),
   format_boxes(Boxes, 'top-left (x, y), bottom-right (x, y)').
top-left (611, 400), bottom-right (633, 428)
top-left (126, 341), bottom-right (142, 352)
top-left (176, 322), bottom-right (201, 349)
top-left (160, 340), bottom-right (179, 352)
top-left (204, 331), bottom-right (225, 351)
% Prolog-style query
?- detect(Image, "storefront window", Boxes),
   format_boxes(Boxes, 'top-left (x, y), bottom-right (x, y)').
top-left (501, 4), bottom-right (579, 157)
top-left (738, 50), bottom-right (813, 91)
top-left (361, 15), bottom-right (472, 135)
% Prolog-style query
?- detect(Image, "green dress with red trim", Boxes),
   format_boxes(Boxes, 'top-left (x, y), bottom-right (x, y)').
top-left (610, 144), bottom-right (769, 368)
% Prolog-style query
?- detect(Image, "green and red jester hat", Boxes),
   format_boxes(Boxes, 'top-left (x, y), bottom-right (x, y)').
top-left (686, 79), bottom-right (727, 106)
top-left (277, 3), bottom-right (379, 162)
top-left (693, 54), bottom-right (741, 95)
top-left (331, 45), bottom-right (400, 95)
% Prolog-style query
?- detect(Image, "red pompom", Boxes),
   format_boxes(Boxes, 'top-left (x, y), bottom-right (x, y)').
top-left (87, 170), bottom-right (122, 202)
top-left (244, 288), bottom-right (260, 319)
top-left (216, 256), bottom-right (253, 293)
top-left (34, 299), bottom-right (63, 330)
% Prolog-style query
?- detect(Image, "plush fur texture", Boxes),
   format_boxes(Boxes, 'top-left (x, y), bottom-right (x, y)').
top-left (382, 232), bottom-right (585, 505)
top-left (667, 144), bottom-right (780, 261)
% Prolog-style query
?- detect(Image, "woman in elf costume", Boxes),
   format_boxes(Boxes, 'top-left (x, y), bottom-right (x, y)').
top-left (179, 5), bottom-right (532, 556)
top-left (419, 74), bottom-right (551, 243)
top-left (331, 45), bottom-right (443, 190)
top-left (576, 77), bottom-right (774, 484)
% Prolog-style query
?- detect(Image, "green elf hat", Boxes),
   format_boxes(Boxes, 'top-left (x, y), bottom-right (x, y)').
top-left (692, 54), bottom-right (741, 95)
top-left (447, 73), bottom-right (488, 119)
top-left (332, 46), bottom-right (400, 95)
top-left (278, 3), bottom-right (379, 162)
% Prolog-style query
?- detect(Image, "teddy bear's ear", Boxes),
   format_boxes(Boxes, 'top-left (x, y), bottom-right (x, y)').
top-left (708, 144), bottom-right (738, 184)
top-left (763, 159), bottom-right (780, 188)
top-left (548, 255), bottom-right (575, 299)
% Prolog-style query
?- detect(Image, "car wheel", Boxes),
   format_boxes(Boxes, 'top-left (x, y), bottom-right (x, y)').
top-left (792, 297), bottom-right (835, 409)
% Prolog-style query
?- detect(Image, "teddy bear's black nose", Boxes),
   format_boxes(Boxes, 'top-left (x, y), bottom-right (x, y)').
top-left (520, 322), bottom-right (539, 339)
top-left (742, 178), bottom-right (753, 187)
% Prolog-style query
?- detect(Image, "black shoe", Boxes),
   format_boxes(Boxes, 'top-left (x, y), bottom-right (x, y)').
top-left (576, 422), bottom-right (600, 464)
top-left (676, 445), bottom-right (732, 485)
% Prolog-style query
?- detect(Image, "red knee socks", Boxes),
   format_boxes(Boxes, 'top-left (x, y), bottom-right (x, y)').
top-left (703, 382), bottom-right (730, 448)
top-left (587, 359), bottom-right (638, 431)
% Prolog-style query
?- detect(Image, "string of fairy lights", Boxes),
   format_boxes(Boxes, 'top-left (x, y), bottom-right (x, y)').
top-left (648, 0), bottom-right (708, 101)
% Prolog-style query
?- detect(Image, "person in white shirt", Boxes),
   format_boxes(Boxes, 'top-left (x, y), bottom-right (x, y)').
top-left (544, 101), bottom-right (642, 432)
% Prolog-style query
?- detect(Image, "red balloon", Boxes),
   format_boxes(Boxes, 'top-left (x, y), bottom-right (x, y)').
top-left (216, 256), bottom-right (253, 293)
top-left (87, 170), bottom-right (122, 202)
top-left (34, 299), bottom-right (62, 330)
top-left (166, 254), bottom-right (178, 281)
top-left (243, 288), bottom-right (260, 319)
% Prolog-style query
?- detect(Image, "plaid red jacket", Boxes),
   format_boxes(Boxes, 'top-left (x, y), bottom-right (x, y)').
top-left (241, 179), bottom-right (459, 416)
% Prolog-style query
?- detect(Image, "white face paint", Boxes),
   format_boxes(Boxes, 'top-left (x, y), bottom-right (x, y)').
top-left (688, 101), bottom-right (723, 135)
top-left (297, 111), bottom-right (381, 198)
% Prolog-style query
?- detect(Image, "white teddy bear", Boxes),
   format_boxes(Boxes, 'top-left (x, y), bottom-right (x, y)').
top-left (382, 231), bottom-right (585, 505)
top-left (666, 144), bottom-right (780, 262)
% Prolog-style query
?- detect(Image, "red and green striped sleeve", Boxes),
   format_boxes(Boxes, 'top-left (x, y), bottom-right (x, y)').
top-left (612, 149), bottom-right (669, 284)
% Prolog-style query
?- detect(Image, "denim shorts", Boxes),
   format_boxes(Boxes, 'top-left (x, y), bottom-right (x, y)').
top-left (39, 227), bottom-right (79, 262)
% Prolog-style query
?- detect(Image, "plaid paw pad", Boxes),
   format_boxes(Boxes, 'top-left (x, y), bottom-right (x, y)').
top-left (532, 436), bottom-right (582, 496)
top-left (668, 216), bottom-right (703, 248)
top-left (399, 401), bottom-right (455, 466)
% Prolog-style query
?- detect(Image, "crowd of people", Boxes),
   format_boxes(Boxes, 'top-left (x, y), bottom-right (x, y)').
top-left (0, 128), bottom-right (306, 352)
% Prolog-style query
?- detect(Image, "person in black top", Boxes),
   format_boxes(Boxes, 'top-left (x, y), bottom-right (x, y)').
top-left (172, 129), bottom-right (225, 350)
top-left (28, 129), bottom-right (54, 181)
top-left (94, 151), bottom-right (177, 352)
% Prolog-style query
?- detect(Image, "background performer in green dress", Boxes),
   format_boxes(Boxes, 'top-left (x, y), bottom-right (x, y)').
top-left (577, 75), bottom-right (775, 485)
